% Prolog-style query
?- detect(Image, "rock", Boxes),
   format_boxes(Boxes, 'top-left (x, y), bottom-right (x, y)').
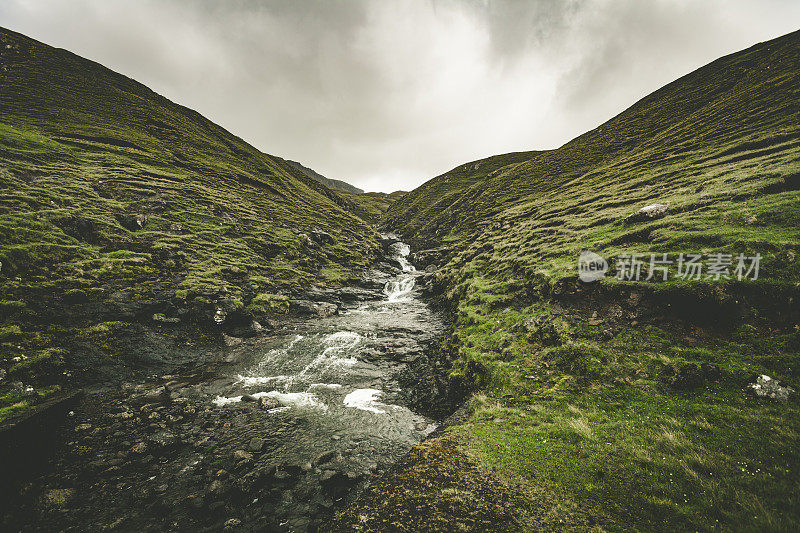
top-left (213, 308), bottom-right (227, 325)
top-left (310, 228), bottom-right (335, 245)
top-left (624, 203), bottom-right (669, 224)
top-left (259, 397), bottom-right (282, 410)
top-left (313, 450), bottom-right (336, 466)
top-left (147, 430), bottom-right (179, 450)
top-left (152, 313), bottom-right (180, 324)
top-left (207, 479), bottom-right (230, 497)
top-left (224, 518), bottom-right (242, 529)
top-left (248, 437), bottom-right (265, 453)
top-left (227, 320), bottom-right (263, 338)
top-left (289, 300), bottom-right (338, 318)
top-left (233, 450), bottom-right (253, 462)
top-left (241, 394), bottom-right (258, 403)
top-left (0, 368), bottom-right (6, 381)
top-left (116, 213), bottom-right (149, 231)
top-left (748, 374), bottom-right (795, 401)
top-left (130, 442), bottom-right (148, 454)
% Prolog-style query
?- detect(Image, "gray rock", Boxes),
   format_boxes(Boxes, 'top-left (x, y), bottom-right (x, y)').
top-left (259, 397), bottom-right (282, 410)
top-left (289, 300), bottom-right (338, 318)
top-left (233, 450), bottom-right (253, 462)
top-left (748, 374), bottom-right (795, 401)
top-left (248, 437), bottom-right (265, 452)
top-left (624, 203), bottom-right (669, 223)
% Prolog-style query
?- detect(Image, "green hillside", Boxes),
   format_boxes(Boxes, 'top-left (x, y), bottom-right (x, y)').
top-left (337, 30), bottom-right (800, 531)
top-left (0, 28), bottom-right (380, 419)
top-left (339, 190), bottom-right (407, 224)
top-left (286, 159), bottom-right (364, 194)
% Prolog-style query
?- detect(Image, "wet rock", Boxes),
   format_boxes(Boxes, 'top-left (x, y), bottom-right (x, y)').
top-left (0, 368), bottom-right (5, 381)
top-left (147, 430), bottom-right (179, 451)
top-left (248, 437), bottom-right (265, 453)
top-left (289, 300), bottom-right (338, 318)
top-left (259, 397), bottom-right (282, 410)
top-left (130, 385), bottom-right (173, 407)
top-left (357, 269), bottom-right (392, 290)
top-left (624, 203), bottom-right (669, 224)
top-left (337, 287), bottom-right (380, 302)
top-left (748, 374), bottom-right (795, 401)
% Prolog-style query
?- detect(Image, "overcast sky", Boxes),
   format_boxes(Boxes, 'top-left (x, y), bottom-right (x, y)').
top-left (2, 1), bottom-right (799, 192)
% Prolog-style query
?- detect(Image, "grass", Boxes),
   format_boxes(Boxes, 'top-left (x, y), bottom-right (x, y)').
top-left (377, 28), bottom-right (800, 531)
top-left (0, 26), bottom-right (387, 421)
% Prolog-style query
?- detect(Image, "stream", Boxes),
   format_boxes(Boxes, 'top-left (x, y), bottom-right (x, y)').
top-left (4, 238), bottom-right (446, 532)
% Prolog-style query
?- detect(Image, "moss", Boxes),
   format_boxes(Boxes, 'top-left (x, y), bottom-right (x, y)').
top-left (0, 324), bottom-right (22, 341)
top-left (246, 293), bottom-right (289, 319)
top-left (8, 347), bottom-right (67, 378)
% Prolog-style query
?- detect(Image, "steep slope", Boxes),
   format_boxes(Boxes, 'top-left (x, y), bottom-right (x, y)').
top-left (383, 150), bottom-right (539, 242)
top-left (338, 190), bottom-right (407, 224)
top-left (341, 31), bottom-right (800, 530)
top-left (286, 159), bottom-right (364, 194)
top-left (0, 28), bottom-right (381, 418)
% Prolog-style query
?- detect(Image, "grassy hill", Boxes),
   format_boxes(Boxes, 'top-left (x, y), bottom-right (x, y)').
top-left (286, 159), bottom-right (364, 194)
top-left (338, 30), bottom-right (800, 531)
top-left (339, 190), bottom-right (407, 224)
top-left (0, 27), bottom-right (381, 420)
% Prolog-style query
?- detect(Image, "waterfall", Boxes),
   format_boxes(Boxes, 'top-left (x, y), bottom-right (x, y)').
top-left (384, 240), bottom-right (416, 301)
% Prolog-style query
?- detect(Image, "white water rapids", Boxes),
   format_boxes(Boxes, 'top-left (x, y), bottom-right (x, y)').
top-left (209, 238), bottom-right (438, 451)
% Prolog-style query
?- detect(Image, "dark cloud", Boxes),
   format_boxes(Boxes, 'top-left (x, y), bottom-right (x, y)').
top-left (1, 0), bottom-right (798, 191)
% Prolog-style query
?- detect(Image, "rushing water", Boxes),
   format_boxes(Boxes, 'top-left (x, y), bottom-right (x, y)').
top-left (208, 238), bottom-right (442, 475)
top-left (2, 239), bottom-right (446, 532)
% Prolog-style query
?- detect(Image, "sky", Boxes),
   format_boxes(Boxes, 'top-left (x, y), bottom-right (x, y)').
top-left (2, 1), bottom-right (799, 192)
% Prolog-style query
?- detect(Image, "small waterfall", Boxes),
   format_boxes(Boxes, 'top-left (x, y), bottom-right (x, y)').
top-left (384, 240), bottom-right (416, 301)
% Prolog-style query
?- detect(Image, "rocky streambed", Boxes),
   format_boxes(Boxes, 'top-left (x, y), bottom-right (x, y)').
top-left (1, 237), bottom-right (454, 532)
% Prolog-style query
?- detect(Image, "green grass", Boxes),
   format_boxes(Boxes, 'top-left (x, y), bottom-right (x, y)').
top-left (382, 29), bottom-right (800, 531)
top-left (0, 26), bottom-right (383, 420)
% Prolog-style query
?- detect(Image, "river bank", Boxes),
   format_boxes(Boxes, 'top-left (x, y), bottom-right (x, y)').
top-left (0, 236), bottom-right (463, 532)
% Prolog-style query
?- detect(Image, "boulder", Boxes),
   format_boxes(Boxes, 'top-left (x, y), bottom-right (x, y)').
top-left (310, 228), bottom-right (335, 245)
top-left (259, 397), bottom-right (282, 410)
top-left (248, 437), bottom-right (265, 453)
top-left (289, 300), bottom-right (338, 317)
top-left (748, 374), bottom-right (795, 401)
top-left (624, 203), bottom-right (669, 224)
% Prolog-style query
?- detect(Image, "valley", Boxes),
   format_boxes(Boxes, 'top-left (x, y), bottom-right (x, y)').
top-left (1, 22), bottom-right (799, 533)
